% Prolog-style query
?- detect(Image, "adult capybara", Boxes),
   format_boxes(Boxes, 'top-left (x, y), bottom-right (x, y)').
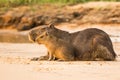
top-left (28, 24), bottom-right (116, 61)
top-left (35, 31), bottom-right (75, 61)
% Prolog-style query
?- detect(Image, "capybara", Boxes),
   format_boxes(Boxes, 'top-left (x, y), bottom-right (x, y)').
top-left (28, 24), bottom-right (116, 61)
top-left (35, 31), bottom-right (75, 61)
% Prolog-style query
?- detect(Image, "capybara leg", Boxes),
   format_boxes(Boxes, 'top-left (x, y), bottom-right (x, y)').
top-left (93, 45), bottom-right (115, 61)
top-left (48, 53), bottom-right (53, 61)
top-left (52, 55), bottom-right (56, 61)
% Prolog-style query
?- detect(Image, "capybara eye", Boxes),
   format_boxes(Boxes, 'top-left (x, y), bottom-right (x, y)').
top-left (32, 33), bottom-right (36, 36)
top-left (40, 36), bottom-right (44, 38)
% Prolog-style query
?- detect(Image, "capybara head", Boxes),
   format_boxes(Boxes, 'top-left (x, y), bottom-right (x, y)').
top-left (36, 31), bottom-right (49, 44)
top-left (28, 24), bottom-right (58, 42)
top-left (35, 30), bottom-right (57, 44)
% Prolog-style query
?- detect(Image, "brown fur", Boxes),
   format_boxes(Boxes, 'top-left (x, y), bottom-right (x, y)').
top-left (28, 24), bottom-right (117, 61)
top-left (35, 31), bottom-right (75, 61)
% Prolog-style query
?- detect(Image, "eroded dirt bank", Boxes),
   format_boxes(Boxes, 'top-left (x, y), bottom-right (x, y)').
top-left (0, 2), bottom-right (120, 30)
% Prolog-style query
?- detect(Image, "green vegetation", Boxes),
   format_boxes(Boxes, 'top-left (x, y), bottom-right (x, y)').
top-left (0, 0), bottom-right (120, 7)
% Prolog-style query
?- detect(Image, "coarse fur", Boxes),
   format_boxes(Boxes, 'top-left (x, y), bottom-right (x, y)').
top-left (28, 24), bottom-right (117, 61)
top-left (35, 31), bottom-right (75, 61)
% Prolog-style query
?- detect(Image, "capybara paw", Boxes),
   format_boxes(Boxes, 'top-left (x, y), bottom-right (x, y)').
top-left (57, 59), bottom-right (64, 61)
top-left (31, 57), bottom-right (39, 61)
top-left (38, 56), bottom-right (48, 60)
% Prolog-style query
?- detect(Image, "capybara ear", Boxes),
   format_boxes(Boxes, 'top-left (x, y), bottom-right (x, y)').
top-left (49, 23), bottom-right (55, 29)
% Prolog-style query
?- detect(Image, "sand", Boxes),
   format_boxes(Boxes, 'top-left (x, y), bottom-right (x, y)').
top-left (0, 42), bottom-right (120, 80)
